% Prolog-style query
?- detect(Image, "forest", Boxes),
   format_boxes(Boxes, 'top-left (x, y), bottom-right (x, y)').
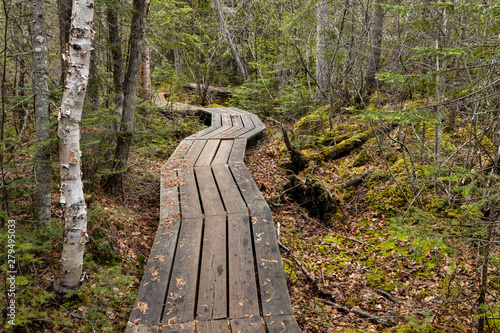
top-left (0, 0), bottom-right (500, 331)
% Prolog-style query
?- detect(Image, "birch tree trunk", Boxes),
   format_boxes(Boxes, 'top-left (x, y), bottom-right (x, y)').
top-left (32, 0), bottom-right (51, 225)
top-left (364, 0), bottom-right (384, 95)
top-left (316, 0), bottom-right (329, 99)
top-left (56, 0), bottom-right (94, 292)
top-left (213, 0), bottom-right (247, 80)
top-left (107, 0), bottom-right (146, 196)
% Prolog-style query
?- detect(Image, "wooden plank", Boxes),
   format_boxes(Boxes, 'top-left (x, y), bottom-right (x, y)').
top-left (221, 113), bottom-right (233, 126)
top-left (161, 322), bottom-right (195, 333)
top-left (196, 319), bottom-right (230, 333)
top-left (127, 215), bottom-right (181, 328)
top-left (264, 315), bottom-right (301, 333)
top-left (212, 164), bottom-right (247, 214)
top-left (250, 209), bottom-right (294, 318)
top-left (179, 167), bottom-right (203, 219)
top-left (194, 166), bottom-right (225, 217)
top-left (240, 126), bottom-right (266, 141)
top-left (186, 112), bottom-right (221, 140)
top-left (197, 215), bottom-right (227, 320)
top-left (163, 217), bottom-right (204, 325)
top-left (211, 140), bottom-right (233, 165)
top-left (212, 114), bottom-right (244, 139)
top-left (228, 213), bottom-right (260, 319)
top-left (181, 140), bottom-right (206, 167)
top-left (126, 325), bottom-right (158, 333)
top-left (230, 164), bottom-right (266, 204)
top-left (228, 138), bottom-right (247, 165)
top-left (194, 140), bottom-right (220, 167)
top-left (230, 317), bottom-right (266, 333)
top-left (227, 114), bottom-right (256, 139)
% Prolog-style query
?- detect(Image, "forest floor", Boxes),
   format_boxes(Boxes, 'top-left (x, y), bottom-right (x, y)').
top-left (2, 106), bottom-right (495, 332)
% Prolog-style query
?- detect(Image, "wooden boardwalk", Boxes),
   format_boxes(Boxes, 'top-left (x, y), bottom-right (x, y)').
top-left (127, 103), bottom-right (300, 333)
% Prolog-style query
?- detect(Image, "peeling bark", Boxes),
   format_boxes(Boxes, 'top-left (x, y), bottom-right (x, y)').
top-left (56, 0), bottom-right (94, 292)
top-left (32, 0), bottom-right (51, 225)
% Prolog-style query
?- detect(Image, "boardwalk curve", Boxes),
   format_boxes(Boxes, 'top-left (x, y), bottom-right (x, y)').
top-left (127, 101), bottom-right (300, 333)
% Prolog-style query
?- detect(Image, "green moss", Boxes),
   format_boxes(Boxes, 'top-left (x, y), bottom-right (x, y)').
top-left (365, 268), bottom-right (397, 292)
top-left (294, 106), bottom-right (330, 133)
top-left (352, 149), bottom-right (371, 167)
top-left (283, 260), bottom-right (298, 284)
top-left (345, 296), bottom-right (360, 308)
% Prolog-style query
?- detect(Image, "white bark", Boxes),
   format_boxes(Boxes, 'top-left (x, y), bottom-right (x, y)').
top-left (57, 0), bottom-right (94, 292)
top-left (316, 0), bottom-right (329, 98)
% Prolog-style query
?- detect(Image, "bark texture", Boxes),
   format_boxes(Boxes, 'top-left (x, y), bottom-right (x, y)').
top-left (139, 0), bottom-right (151, 103)
top-left (108, 0), bottom-right (146, 196)
top-left (214, 0), bottom-right (247, 80)
top-left (107, 2), bottom-right (125, 119)
top-left (57, 0), bottom-right (72, 85)
top-left (32, 0), bottom-right (51, 225)
top-left (316, 0), bottom-right (329, 98)
top-left (365, 0), bottom-right (384, 95)
top-left (57, 0), bottom-right (94, 292)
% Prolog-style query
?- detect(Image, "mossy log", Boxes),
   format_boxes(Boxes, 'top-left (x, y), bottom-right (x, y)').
top-left (322, 128), bottom-right (375, 160)
top-left (284, 175), bottom-right (341, 227)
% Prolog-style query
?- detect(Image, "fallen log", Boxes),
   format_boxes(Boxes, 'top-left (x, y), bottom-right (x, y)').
top-left (184, 82), bottom-right (233, 98)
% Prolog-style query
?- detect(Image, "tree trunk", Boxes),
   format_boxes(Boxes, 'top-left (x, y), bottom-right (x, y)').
top-left (139, 37), bottom-right (152, 103)
top-left (139, 0), bottom-right (152, 104)
top-left (107, 0), bottom-right (146, 196)
top-left (213, 0), bottom-right (247, 80)
top-left (107, 2), bottom-right (125, 121)
top-left (87, 49), bottom-right (100, 111)
top-left (316, 0), bottom-right (329, 99)
top-left (32, 0), bottom-right (51, 225)
top-left (56, 0), bottom-right (94, 292)
top-left (57, 0), bottom-right (72, 85)
top-left (364, 0), bottom-right (384, 95)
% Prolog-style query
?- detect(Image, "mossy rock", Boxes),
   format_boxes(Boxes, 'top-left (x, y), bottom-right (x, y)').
top-left (352, 149), bottom-right (371, 167)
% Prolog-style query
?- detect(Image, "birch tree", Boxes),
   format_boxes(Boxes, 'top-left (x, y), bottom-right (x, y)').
top-left (32, 0), bottom-right (51, 225)
top-left (56, 0), bottom-right (94, 292)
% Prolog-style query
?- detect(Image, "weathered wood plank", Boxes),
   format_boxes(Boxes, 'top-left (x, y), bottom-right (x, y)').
top-left (196, 319), bottom-right (230, 333)
top-left (186, 112), bottom-right (221, 140)
top-left (179, 167), bottom-right (203, 219)
top-left (211, 114), bottom-right (244, 139)
top-left (163, 217), bottom-right (204, 325)
top-left (212, 164), bottom-right (247, 215)
top-left (194, 140), bottom-right (220, 167)
top-left (228, 213), bottom-right (260, 319)
top-left (250, 208), bottom-right (294, 318)
top-left (230, 317), bottom-right (266, 333)
top-left (228, 138), bottom-right (247, 166)
top-left (126, 325), bottom-right (158, 333)
top-left (161, 322), bottom-right (195, 333)
top-left (230, 163), bottom-right (266, 204)
top-left (194, 166), bottom-right (225, 217)
top-left (227, 114), bottom-right (255, 139)
top-left (264, 315), bottom-right (301, 333)
top-left (211, 140), bottom-right (233, 165)
top-left (197, 215), bottom-right (227, 320)
top-left (127, 215), bottom-right (181, 328)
